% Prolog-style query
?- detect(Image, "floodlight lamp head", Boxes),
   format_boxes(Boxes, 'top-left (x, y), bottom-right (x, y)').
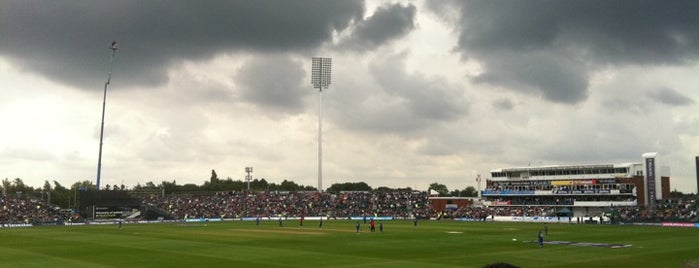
top-left (311, 57), bottom-right (332, 89)
top-left (110, 40), bottom-right (118, 51)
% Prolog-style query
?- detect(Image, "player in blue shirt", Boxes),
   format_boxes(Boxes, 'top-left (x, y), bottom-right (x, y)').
top-left (537, 229), bottom-right (544, 248)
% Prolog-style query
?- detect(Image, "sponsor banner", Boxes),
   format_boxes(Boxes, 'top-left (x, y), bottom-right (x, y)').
top-left (240, 217), bottom-right (285, 221)
top-left (482, 190), bottom-right (535, 195)
top-left (1, 223), bottom-right (33, 228)
top-left (551, 180), bottom-right (597, 186)
top-left (453, 217), bottom-right (492, 222)
top-left (32, 222), bottom-right (61, 227)
top-left (184, 218), bottom-right (222, 223)
top-left (630, 222), bottom-right (662, 226)
top-left (645, 157), bottom-right (657, 207)
top-left (348, 216), bottom-right (393, 221)
top-left (495, 216), bottom-right (570, 223)
top-left (301, 217), bottom-right (324, 221)
top-left (554, 190), bottom-right (611, 195)
top-left (551, 180), bottom-right (571, 186)
top-left (132, 220), bottom-right (179, 224)
top-left (661, 222), bottom-right (695, 228)
top-left (240, 217), bottom-right (325, 221)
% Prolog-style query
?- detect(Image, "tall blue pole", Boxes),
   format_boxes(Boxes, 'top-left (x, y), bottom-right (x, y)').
top-left (97, 41), bottom-right (118, 191)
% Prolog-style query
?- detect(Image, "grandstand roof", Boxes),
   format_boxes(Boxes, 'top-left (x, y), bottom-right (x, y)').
top-left (490, 162), bottom-right (638, 173)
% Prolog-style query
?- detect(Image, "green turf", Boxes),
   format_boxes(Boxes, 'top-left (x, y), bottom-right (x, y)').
top-left (0, 220), bottom-right (696, 267)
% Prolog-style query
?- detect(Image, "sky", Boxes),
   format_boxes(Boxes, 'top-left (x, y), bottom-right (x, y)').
top-left (1, 0), bottom-right (698, 193)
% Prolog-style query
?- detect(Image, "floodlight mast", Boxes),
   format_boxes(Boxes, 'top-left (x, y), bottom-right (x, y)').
top-left (245, 167), bottom-right (253, 191)
top-left (311, 57), bottom-right (331, 192)
top-left (96, 41), bottom-right (118, 191)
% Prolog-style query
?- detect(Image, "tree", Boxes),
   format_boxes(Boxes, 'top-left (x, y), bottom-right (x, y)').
top-left (376, 186), bottom-right (413, 192)
top-left (42, 180), bottom-right (53, 203)
top-left (429, 183), bottom-right (449, 197)
top-left (51, 180), bottom-right (71, 208)
top-left (670, 190), bottom-right (687, 198)
top-left (161, 180), bottom-right (179, 194)
top-left (1, 178), bottom-right (10, 196)
top-left (327, 182), bottom-right (372, 193)
top-left (180, 183), bottom-right (199, 192)
top-left (450, 186), bottom-right (478, 197)
top-left (251, 178), bottom-right (269, 191)
top-left (5, 178), bottom-right (37, 198)
top-left (462, 186), bottom-right (478, 197)
top-left (43, 180), bottom-right (52, 192)
top-left (72, 180), bottom-right (96, 191)
top-left (279, 180), bottom-right (300, 191)
top-left (300, 185), bottom-right (317, 191)
top-left (210, 169), bottom-right (219, 183)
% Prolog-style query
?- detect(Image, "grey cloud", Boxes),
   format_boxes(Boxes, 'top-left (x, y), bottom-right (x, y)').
top-left (454, 0), bottom-right (699, 64)
top-left (370, 54), bottom-right (468, 122)
top-left (434, 0), bottom-right (699, 104)
top-left (473, 52), bottom-right (589, 104)
top-left (0, 0), bottom-right (364, 90)
top-left (335, 101), bottom-right (427, 133)
top-left (647, 87), bottom-right (695, 106)
top-left (492, 98), bottom-right (514, 110)
top-left (236, 55), bottom-right (307, 114)
top-left (340, 3), bottom-right (417, 50)
top-left (332, 53), bottom-right (468, 134)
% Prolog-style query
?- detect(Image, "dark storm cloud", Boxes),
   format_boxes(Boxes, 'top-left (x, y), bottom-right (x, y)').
top-left (434, 0), bottom-right (699, 104)
top-left (340, 3), bottom-right (417, 50)
top-left (647, 87), bottom-right (695, 106)
top-left (472, 51), bottom-right (589, 103)
top-left (235, 55), bottom-right (307, 114)
top-left (0, 0), bottom-right (364, 89)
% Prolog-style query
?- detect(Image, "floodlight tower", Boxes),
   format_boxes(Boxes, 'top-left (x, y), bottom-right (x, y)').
top-left (311, 57), bottom-right (332, 192)
top-left (245, 166), bottom-right (253, 191)
top-left (96, 40), bottom-right (118, 191)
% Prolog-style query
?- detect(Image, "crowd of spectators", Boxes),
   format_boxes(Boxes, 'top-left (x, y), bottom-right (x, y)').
top-left (141, 191), bottom-right (434, 219)
top-left (1, 191), bottom-right (696, 224)
top-left (485, 196), bottom-right (635, 206)
top-left (608, 198), bottom-right (698, 223)
top-left (0, 196), bottom-right (68, 224)
top-left (446, 206), bottom-right (555, 220)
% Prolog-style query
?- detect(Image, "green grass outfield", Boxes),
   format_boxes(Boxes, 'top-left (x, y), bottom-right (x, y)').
top-left (0, 220), bottom-right (697, 267)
